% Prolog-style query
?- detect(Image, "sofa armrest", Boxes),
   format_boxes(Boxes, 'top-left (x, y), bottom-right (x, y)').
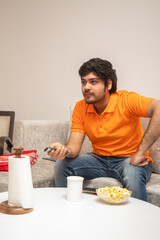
top-left (13, 120), bottom-right (70, 160)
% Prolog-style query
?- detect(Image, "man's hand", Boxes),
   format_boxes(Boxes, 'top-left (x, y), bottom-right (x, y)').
top-left (48, 143), bottom-right (70, 160)
top-left (48, 132), bottom-right (85, 160)
top-left (130, 151), bottom-right (150, 166)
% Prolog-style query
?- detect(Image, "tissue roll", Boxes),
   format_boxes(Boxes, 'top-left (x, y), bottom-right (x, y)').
top-left (8, 155), bottom-right (34, 208)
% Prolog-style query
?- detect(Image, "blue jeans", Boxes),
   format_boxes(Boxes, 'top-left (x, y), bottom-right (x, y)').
top-left (54, 153), bottom-right (152, 201)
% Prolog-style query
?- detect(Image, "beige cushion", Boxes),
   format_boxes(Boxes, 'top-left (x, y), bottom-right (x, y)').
top-left (83, 177), bottom-right (122, 189)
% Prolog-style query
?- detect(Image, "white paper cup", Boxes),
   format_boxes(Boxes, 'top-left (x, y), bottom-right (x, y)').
top-left (67, 176), bottom-right (84, 202)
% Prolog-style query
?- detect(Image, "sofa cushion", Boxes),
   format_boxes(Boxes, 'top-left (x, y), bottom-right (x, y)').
top-left (13, 120), bottom-right (70, 160)
top-left (31, 159), bottom-right (55, 188)
top-left (83, 177), bottom-right (122, 189)
top-left (146, 173), bottom-right (160, 207)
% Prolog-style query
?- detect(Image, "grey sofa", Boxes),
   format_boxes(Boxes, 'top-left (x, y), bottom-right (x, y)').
top-left (0, 118), bottom-right (160, 207)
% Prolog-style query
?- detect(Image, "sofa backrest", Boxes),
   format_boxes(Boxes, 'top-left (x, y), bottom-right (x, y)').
top-left (13, 120), bottom-right (70, 160)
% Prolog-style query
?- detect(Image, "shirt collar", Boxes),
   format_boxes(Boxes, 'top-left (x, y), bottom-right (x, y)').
top-left (87, 92), bottom-right (118, 113)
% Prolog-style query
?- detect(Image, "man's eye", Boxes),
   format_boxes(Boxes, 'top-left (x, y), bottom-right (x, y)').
top-left (81, 81), bottom-right (86, 85)
top-left (91, 80), bottom-right (97, 84)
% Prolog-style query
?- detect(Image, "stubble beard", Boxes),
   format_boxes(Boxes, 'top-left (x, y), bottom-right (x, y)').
top-left (84, 96), bottom-right (94, 104)
top-left (83, 87), bottom-right (106, 105)
top-left (84, 98), bottom-right (96, 104)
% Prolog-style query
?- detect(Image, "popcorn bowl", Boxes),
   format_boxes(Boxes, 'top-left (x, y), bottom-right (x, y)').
top-left (96, 186), bottom-right (132, 204)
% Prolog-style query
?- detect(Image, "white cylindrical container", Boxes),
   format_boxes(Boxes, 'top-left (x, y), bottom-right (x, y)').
top-left (67, 176), bottom-right (84, 202)
top-left (8, 155), bottom-right (34, 209)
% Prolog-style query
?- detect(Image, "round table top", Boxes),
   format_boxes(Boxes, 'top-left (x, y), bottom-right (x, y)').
top-left (0, 188), bottom-right (160, 240)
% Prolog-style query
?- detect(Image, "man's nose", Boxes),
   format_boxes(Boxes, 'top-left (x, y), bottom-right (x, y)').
top-left (84, 82), bottom-right (91, 90)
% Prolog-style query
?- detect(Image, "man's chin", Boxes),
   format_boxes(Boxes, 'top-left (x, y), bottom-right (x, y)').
top-left (84, 98), bottom-right (95, 104)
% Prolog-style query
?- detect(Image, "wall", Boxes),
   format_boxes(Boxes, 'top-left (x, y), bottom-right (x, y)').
top-left (0, 0), bottom-right (160, 121)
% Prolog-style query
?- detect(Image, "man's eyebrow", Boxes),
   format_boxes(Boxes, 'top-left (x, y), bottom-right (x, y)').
top-left (81, 77), bottom-right (100, 81)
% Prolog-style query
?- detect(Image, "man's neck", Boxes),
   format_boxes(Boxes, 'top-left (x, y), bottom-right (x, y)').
top-left (94, 94), bottom-right (110, 115)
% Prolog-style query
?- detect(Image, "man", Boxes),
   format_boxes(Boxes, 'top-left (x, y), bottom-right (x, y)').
top-left (48, 58), bottom-right (160, 201)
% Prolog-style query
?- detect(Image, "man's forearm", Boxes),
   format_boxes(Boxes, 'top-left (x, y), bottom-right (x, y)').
top-left (65, 132), bottom-right (85, 159)
top-left (137, 101), bottom-right (160, 155)
top-left (130, 100), bottom-right (160, 166)
top-left (65, 143), bottom-right (80, 159)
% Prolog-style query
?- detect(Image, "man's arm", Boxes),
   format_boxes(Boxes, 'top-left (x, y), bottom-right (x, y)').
top-left (131, 99), bottom-right (160, 166)
top-left (48, 132), bottom-right (85, 160)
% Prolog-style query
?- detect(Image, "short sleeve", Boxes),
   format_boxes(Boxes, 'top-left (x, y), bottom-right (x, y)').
top-left (125, 92), bottom-right (154, 117)
top-left (71, 101), bottom-right (86, 134)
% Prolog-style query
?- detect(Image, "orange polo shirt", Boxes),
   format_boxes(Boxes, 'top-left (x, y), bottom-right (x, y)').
top-left (71, 90), bottom-right (154, 161)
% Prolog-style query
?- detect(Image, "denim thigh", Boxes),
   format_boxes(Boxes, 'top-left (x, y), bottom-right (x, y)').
top-left (109, 157), bottom-right (152, 201)
top-left (54, 153), bottom-right (152, 201)
top-left (54, 153), bottom-right (111, 187)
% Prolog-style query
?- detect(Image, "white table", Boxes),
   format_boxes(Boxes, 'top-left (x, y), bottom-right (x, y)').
top-left (0, 188), bottom-right (160, 240)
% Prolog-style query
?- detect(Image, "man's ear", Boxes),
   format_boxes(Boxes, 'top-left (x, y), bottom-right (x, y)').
top-left (107, 79), bottom-right (112, 91)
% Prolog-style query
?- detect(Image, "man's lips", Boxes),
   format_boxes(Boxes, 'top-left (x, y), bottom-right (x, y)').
top-left (84, 92), bottom-right (94, 97)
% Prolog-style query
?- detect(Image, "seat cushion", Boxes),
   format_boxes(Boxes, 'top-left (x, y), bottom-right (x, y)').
top-left (83, 177), bottom-right (122, 189)
top-left (146, 173), bottom-right (160, 207)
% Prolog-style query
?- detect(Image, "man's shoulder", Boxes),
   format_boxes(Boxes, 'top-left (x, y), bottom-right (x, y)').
top-left (116, 90), bottom-right (139, 99)
top-left (116, 90), bottom-right (132, 96)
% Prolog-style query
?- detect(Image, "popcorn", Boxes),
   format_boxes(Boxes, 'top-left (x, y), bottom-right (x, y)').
top-left (96, 186), bottom-right (131, 203)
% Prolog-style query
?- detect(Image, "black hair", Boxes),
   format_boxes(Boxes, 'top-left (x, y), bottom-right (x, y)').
top-left (78, 58), bottom-right (117, 93)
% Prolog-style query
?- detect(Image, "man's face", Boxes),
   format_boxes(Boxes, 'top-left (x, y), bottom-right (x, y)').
top-left (81, 72), bottom-right (111, 104)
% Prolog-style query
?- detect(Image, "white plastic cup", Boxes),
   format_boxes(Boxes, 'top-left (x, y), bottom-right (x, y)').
top-left (67, 176), bottom-right (84, 202)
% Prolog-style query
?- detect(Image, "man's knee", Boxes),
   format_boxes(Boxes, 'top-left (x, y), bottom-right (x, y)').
top-left (123, 162), bottom-right (151, 184)
top-left (122, 163), bottom-right (151, 201)
top-left (54, 153), bottom-right (97, 186)
top-left (54, 158), bottom-right (69, 177)
top-left (123, 164), bottom-right (145, 184)
top-left (54, 155), bottom-right (86, 179)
